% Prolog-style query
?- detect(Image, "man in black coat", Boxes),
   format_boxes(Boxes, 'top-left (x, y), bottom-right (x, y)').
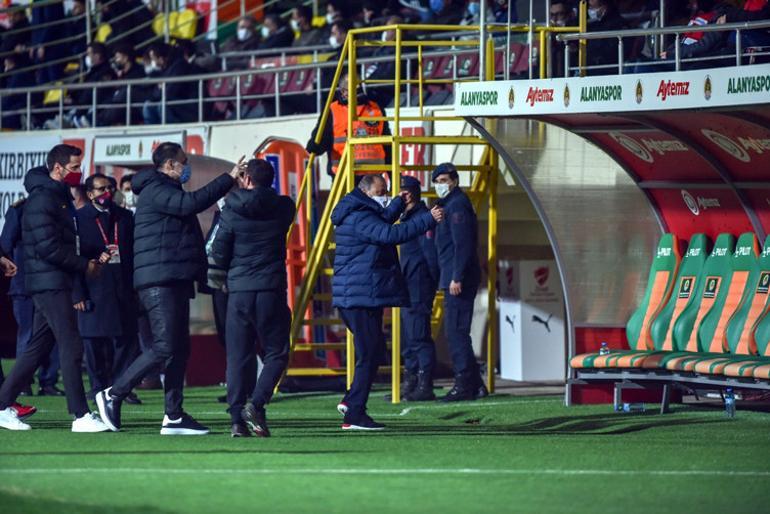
top-left (398, 176), bottom-right (440, 402)
top-left (142, 43), bottom-right (197, 125)
top-left (432, 163), bottom-right (488, 402)
top-left (1, 198), bottom-right (63, 396)
top-left (211, 159), bottom-right (296, 438)
top-left (0, 144), bottom-right (110, 432)
top-left (75, 174), bottom-right (141, 404)
top-left (96, 142), bottom-right (240, 435)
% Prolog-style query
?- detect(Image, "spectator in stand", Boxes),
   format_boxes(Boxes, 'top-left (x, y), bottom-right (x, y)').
top-left (259, 14), bottom-right (295, 54)
top-left (326, 1), bottom-right (349, 26)
top-left (725, 0), bottom-right (770, 49)
top-left (550, 0), bottom-right (578, 77)
top-left (322, 20), bottom-right (352, 89)
top-left (2, 6), bottom-right (31, 54)
top-left (364, 17), bottom-right (403, 107)
top-left (68, 42), bottom-right (116, 128)
top-left (492, 0), bottom-right (518, 23)
top-left (97, 0), bottom-right (157, 47)
top-left (98, 45), bottom-right (149, 127)
top-left (460, 1), bottom-right (496, 26)
top-left (67, 0), bottom-right (89, 57)
top-left (585, 0), bottom-right (628, 75)
top-left (175, 39), bottom-right (207, 76)
top-left (142, 43), bottom-right (197, 125)
top-left (291, 6), bottom-right (326, 47)
top-left (1, 53), bottom-right (35, 130)
top-left (221, 16), bottom-right (261, 69)
top-left (360, 1), bottom-right (384, 27)
top-left (29, 0), bottom-right (66, 84)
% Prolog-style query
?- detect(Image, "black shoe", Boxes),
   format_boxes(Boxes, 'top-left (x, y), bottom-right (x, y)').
top-left (160, 413), bottom-right (209, 435)
top-left (231, 422), bottom-right (251, 438)
top-left (342, 413), bottom-right (385, 431)
top-left (136, 377), bottom-right (163, 390)
top-left (241, 403), bottom-right (270, 437)
top-left (383, 371), bottom-right (419, 401)
top-left (405, 371), bottom-right (436, 402)
top-left (217, 395), bottom-right (228, 404)
top-left (124, 392), bottom-right (142, 405)
top-left (476, 383), bottom-right (489, 399)
top-left (38, 385), bottom-right (65, 396)
top-left (95, 387), bottom-right (122, 432)
top-left (439, 375), bottom-right (477, 402)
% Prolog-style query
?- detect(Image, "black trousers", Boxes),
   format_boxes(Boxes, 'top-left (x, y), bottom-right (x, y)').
top-left (0, 290), bottom-right (90, 417)
top-left (111, 283), bottom-right (191, 418)
top-left (443, 287), bottom-right (480, 380)
top-left (84, 333), bottom-right (139, 393)
top-left (226, 290), bottom-right (290, 423)
top-left (339, 307), bottom-right (386, 418)
top-left (401, 300), bottom-right (437, 377)
top-left (212, 289), bottom-right (228, 348)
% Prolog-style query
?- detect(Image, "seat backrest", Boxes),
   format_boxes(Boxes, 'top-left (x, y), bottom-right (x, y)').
top-left (670, 233), bottom-right (735, 352)
top-left (626, 233), bottom-right (680, 351)
top-left (698, 232), bottom-right (759, 353)
top-left (744, 237), bottom-right (770, 357)
top-left (650, 234), bottom-right (708, 350)
top-left (726, 234), bottom-right (770, 356)
top-left (95, 23), bottom-right (112, 43)
top-left (174, 9), bottom-right (197, 40)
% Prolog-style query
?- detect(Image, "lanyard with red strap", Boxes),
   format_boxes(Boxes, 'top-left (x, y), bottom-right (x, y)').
top-left (94, 217), bottom-right (119, 247)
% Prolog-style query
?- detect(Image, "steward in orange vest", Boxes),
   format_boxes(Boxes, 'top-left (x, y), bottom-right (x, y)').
top-left (306, 76), bottom-right (391, 177)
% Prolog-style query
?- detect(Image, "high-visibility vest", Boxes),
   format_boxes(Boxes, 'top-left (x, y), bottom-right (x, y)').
top-left (329, 100), bottom-right (386, 173)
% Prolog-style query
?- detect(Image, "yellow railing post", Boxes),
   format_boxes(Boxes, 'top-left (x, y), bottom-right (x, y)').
top-left (578, 1), bottom-right (587, 76)
top-left (486, 150), bottom-right (498, 393)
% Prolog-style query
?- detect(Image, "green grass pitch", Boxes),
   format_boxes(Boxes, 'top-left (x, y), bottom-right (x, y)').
top-left (1, 386), bottom-right (769, 513)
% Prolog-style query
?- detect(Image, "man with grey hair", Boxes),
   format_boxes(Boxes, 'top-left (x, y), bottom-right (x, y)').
top-left (330, 174), bottom-right (444, 430)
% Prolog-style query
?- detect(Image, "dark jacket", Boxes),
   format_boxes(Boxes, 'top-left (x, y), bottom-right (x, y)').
top-left (21, 166), bottom-right (88, 294)
top-left (211, 186), bottom-right (296, 292)
top-left (259, 26), bottom-right (295, 53)
top-left (399, 202), bottom-right (440, 309)
top-left (74, 203), bottom-right (136, 337)
top-left (435, 186), bottom-right (480, 290)
top-left (0, 200), bottom-right (28, 297)
top-left (330, 189), bottom-right (435, 309)
top-left (131, 169), bottom-right (234, 290)
top-left (150, 58), bottom-right (197, 123)
top-left (586, 8), bottom-right (628, 75)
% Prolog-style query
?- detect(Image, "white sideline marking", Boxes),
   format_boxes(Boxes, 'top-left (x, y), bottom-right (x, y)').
top-left (0, 468), bottom-right (768, 477)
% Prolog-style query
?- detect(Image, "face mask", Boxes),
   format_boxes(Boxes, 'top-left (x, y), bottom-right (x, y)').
top-left (381, 32), bottom-right (389, 43)
top-left (62, 170), bottom-right (83, 187)
top-left (179, 164), bottom-right (192, 184)
top-left (144, 64), bottom-right (154, 75)
top-left (237, 28), bottom-right (251, 41)
top-left (587, 8), bottom-right (601, 21)
top-left (371, 195), bottom-right (390, 208)
top-left (290, 19), bottom-right (300, 31)
top-left (467, 2), bottom-right (480, 16)
top-left (326, 13), bottom-right (335, 24)
top-left (328, 35), bottom-right (340, 49)
top-left (84, 55), bottom-right (93, 70)
top-left (434, 182), bottom-right (451, 199)
top-left (429, 0), bottom-right (445, 13)
top-left (260, 26), bottom-right (270, 39)
top-left (217, 197), bottom-right (226, 211)
top-left (122, 190), bottom-right (135, 208)
top-left (95, 190), bottom-right (113, 207)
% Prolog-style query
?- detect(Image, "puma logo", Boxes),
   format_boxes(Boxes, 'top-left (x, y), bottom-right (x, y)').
top-left (505, 315), bottom-right (515, 333)
top-left (532, 314), bottom-right (553, 333)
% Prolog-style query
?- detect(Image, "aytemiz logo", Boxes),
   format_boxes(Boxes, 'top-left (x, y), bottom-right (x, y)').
top-left (681, 189), bottom-right (721, 216)
top-left (609, 132), bottom-right (653, 163)
top-left (525, 87), bottom-right (554, 106)
top-left (534, 266), bottom-right (549, 287)
top-left (657, 80), bottom-right (690, 101)
top-left (701, 129), bottom-right (751, 162)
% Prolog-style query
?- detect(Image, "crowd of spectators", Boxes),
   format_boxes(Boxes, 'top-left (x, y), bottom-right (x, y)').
top-left (1, 1), bottom-right (768, 130)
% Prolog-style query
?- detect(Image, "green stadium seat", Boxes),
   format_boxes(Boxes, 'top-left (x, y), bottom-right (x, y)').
top-left (652, 233), bottom-right (735, 371)
top-left (570, 234), bottom-right (680, 369)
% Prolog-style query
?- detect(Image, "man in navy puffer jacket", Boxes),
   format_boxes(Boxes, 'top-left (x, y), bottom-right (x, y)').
top-left (331, 174), bottom-right (444, 430)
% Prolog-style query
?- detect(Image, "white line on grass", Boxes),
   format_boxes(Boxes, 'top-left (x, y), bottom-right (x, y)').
top-left (0, 468), bottom-right (768, 477)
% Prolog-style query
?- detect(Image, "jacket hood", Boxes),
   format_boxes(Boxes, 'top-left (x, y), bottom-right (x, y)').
top-left (24, 166), bottom-right (68, 198)
top-left (331, 188), bottom-right (380, 225)
top-left (132, 169), bottom-right (172, 194)
top-left (227, 186), bottom-right (279, 219)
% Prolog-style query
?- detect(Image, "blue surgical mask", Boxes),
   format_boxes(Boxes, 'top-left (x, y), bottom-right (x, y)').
top-left (179, 164), bottom-right (192, 184)
top-left (468, 2), bottom-right (480, 16)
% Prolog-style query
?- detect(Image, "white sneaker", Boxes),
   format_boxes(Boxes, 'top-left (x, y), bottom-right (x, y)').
top-left (71, 412), bottom-right (110, 433)
top-left (0, 407), bottom-right (31, 431)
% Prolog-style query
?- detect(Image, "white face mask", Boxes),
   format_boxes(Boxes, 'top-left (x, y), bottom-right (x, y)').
top-left (237, 27), bottom-right (251, 41)
top-left (381, 32), bottom-right (389, 43)
top-left (587, 8), bottom-right (601, 21)
top-left (84, 55), bottom-right (93, 70)
top-left (122, 190), bottom-right (135, 208)
top-left (326, 13), bottom-right (335, 24)
top-left (260, 26), bottom-right (270, 39)
top-left (371, 195), bottom-right (390, 208)
top-left (290, 19), bottom-right (300, 31)
top-left (434, 183), bottom-right (452, 199)
top-left (329, 35), bottom-right (340, 48)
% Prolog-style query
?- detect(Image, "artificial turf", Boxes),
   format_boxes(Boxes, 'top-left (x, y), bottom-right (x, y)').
top-left (1, 385), bottom-right (769, 514)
